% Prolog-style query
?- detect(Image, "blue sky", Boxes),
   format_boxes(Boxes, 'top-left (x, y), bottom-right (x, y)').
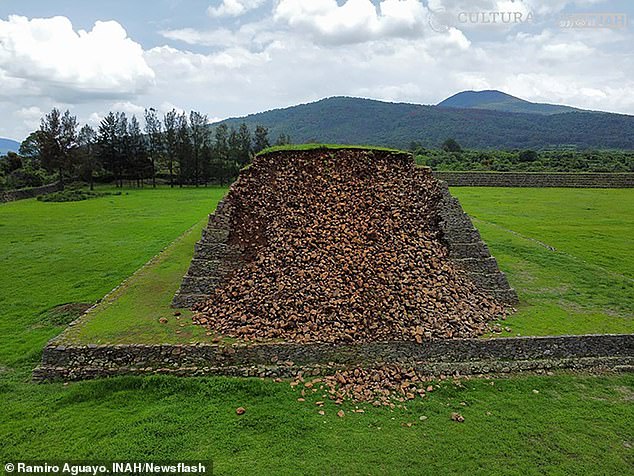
top-left (1, 0), bottom-right (633, 141)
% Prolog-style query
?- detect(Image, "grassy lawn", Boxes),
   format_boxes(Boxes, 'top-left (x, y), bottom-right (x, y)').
top-left (0, 186), bottom-right (226, 367)
top-left (1, 372), bottom-right (632, 475)
top-left (0, 186), bottom-right (632, 475)
top-left (453, 188), bottom-right (633, 336)
top-left (59, 217), bottom-right (214, 345)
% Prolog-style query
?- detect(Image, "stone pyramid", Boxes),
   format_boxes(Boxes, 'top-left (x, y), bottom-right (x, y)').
top-left (173, 148), bottom-right (517, 319)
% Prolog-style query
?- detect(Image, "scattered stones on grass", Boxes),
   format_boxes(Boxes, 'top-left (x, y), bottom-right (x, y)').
top-left (158, 318), bottom-right (168, 324)
top-left (451, 412), bottom-right (465, 422)
top-left (293, 364), bottom-right (435, 406)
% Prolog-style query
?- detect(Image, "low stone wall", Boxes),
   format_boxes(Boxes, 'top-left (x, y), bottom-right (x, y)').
top-left (432, 171), bottom-right (634, 188)
top-left (33, 333), bottom-right (634, 382)
top-left (0, 182), bottom-right (61, 203)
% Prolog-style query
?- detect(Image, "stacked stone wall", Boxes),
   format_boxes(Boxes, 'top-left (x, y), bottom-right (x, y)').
top-left (433, 171), bottom-right (634, 188)
top-left (0, 182), bottom-right (61, 203)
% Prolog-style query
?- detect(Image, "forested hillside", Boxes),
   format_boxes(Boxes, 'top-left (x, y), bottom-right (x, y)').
top-left (216, 96), bottom-right (634, 150)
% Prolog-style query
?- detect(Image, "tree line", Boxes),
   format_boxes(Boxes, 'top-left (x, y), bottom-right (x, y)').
top-left (411, 139), bottom-right (634, 173)
top-left (7, 107), bottom-right (286, 191)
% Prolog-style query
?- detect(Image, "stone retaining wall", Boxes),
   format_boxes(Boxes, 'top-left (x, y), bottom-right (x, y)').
top-left (435, 178), bottom-right (518, 305)
top-left (432, 171), bottom-right (634, 188)
top-left (0, 182), bottom-right (61, 203)
top-left (33, 333), bottom-right (634, 382)
top-left (172, 197), bottom-right (245, 307)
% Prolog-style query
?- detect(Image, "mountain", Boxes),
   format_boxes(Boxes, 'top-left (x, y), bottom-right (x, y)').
top-left (216, 96), bottom-right (634, 150)
top-left (437, 90), bottom-right (580, 115)
top-left (0, 138), bottom-right (20, 155)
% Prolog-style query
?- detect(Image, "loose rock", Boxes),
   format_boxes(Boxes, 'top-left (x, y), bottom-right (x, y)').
top-left (193, 149), bottom-right (505, 343)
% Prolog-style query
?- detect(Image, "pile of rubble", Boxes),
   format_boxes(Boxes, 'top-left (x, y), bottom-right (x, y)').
top-left (193, 148), bottom-right (505, 343)
top-left (292, 365), bottom-right (436, 406)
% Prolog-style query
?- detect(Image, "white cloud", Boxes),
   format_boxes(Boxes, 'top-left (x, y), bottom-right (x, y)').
top-left (521, 0), bottom-right (606, 16)
top-left (146, 44), bottom-right (271, 73)
top-left (111, 101), bottom-right (146, 117)
top-left (160, 19), bottom-right (277, 48)
top-left (207, 0), bottom-right (267, 18)
top-left (274, 0), bottom-right (430, 45)
top-left (0, 15), bottom-right (155, 101)
top-left (14, 106), bottom-right (43, 130)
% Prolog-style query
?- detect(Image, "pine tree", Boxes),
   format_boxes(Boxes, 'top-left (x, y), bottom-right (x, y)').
top-left (163, 109), bottom-right (179, 188)
top-left (253, 125), bottom-right (270, 153)
top-left (214, 124), bottom-right (229, 161)
top-left (237, 122), bottom-right (252, 166)
top-left (77, 124), bottom-right (97, 190)
top-left (176, 112), bottom-right (191, 186)
top-left (190, 111), bottom-right (209, 187)
top-left (128, 115), bottom-right (148, 186)
top-left (37, 108), bottom-right (78, 190)
top-left (144, 108), bottom-right (163, 188)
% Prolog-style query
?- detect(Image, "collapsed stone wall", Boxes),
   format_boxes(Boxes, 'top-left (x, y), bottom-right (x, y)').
top-left (33, 333), bottom-right (634, 382)
top-left (0, 182), bottom-right (61, 203)
top-left (173, 155), bottom-right (517, 310)
top-left (432, 171), bottom-right (634, 188)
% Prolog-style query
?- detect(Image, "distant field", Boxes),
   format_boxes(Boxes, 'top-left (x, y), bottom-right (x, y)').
top-left (0, 186), bottom-right (632, 475)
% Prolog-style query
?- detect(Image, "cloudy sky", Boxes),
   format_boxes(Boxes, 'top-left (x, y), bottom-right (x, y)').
top-left (0, 0), bottom-right (633, 141)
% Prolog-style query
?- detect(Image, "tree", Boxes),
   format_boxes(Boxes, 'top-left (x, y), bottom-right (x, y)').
top-left (0, 151), bottom-right (22, 175)
top-left (128, 115), bottom-right (149, 186)
top-left (37, 108), bottom-right (78, 190)
top-left (253, 125), bottom-right (270, 153)
top-left (214, 124), bottom-right (229, 161)
top-left (163, 109), bottom-right (179, 188)
top-left (442, 138), bottom-right (462, 153)
top-left (19, 131), bottom-right (44, 169)
top-left (190, 110), bottom-right (208, 187)
top-left (519, 149), bottom-right (538, 162)
top-left (237, 122), bottom-right (252, 166)
top-left (176, 112), bottom-right (191, 186)
top-left (228, 127), bottom-right (241, 164)
top-left (38, 108), bottom-right (62, 180)
top-left (275, 133), bottom-right (292, 146)
top-left (77, 125), bottom-right (97, 190)
top-left (144, 108), bottom-right (162, 188)
top-left (98, 112), bottom-right (126, 187)
top-left (115, 113), bottom-right (129, 186)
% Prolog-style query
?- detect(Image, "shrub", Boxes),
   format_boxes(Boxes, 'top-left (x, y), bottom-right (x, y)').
top-left (37, 189), bottom-right (121, 203)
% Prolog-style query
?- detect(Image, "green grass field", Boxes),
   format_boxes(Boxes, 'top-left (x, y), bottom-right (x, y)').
top-left (0, 187), bottom-right (632, 475)
top-left (453, 188), bottom-right (633, 336)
